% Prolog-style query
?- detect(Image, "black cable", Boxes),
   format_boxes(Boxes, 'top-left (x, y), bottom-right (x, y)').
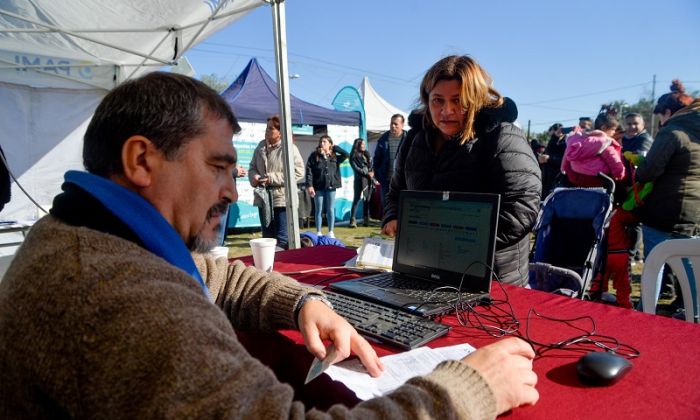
top-left (0, 148), bottom-right (48, 215)
top-left (446, 259), bottom-right (640, 359)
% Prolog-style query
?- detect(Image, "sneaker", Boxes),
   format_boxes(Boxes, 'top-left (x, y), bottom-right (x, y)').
top-left (316, 231), bottom-right (322, 236)
top-left (349, 218), bottom-right (357, 228)
top-left (672, 308), bottom-right (687, 321)
top-left (327, 231), bottom-right (335, 239)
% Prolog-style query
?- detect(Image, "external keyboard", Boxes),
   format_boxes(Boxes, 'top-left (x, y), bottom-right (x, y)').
top-left (324, 290), bottom-right (450, 350)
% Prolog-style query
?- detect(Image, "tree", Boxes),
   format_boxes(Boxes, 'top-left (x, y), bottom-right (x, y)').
top-left (530, 95), bottom-right (659, 142)
top-left (200, 73), bottom-right (230, 93)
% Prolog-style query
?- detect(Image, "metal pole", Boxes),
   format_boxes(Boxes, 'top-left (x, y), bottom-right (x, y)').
top-left (526, 119), bottom-right (531, 140)
top-left (650, 74), bottom-right (657, 137)
top-left (270, 0), bottom-right (300, 249)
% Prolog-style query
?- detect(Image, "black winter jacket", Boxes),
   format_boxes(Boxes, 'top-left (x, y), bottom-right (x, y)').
top-left (636, 99), bottom-right (700, 236)
top-left (305, 145), bottom-right (349, 191)
top-left (621, 131), bottom-right (653, 155)
top-left (384, 99), bottom-right (542, 286)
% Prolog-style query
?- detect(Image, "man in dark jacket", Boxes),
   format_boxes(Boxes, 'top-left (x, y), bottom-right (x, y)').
top-left (373, 114), bottom-right (406, 207)
top-left (622, 113), bottom-right (653, 155)
top-left (621, 112), bottom-right (654, 262)
top-left (383, 98), bottom-right (541, 286)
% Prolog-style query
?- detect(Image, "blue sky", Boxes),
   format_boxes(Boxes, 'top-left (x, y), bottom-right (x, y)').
top-left (186, 0), bottom-right (700, 134)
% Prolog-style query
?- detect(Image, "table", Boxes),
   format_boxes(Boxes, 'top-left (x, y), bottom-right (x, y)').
top-left (234, 246), bottom-right (700, 419)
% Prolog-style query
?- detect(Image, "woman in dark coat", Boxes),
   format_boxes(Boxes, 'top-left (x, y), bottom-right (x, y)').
top-left (305, 135), bottom-right (348, 238)
top-left (635, 80), bottom-right (700, 309)
top-left (348, 138), bottom-right (378, 227)
top-left (382, 55), bottom-right (541, 286)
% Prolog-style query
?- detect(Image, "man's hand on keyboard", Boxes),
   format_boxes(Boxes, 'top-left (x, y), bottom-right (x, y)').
top-left (298, 299), bottom-right (385, 377)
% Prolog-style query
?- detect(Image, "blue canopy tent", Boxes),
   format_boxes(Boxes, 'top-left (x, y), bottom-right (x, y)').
top-left (222, 58), bottom-right (360, 125)
top-left (221, 58), bottom-right (360, 229)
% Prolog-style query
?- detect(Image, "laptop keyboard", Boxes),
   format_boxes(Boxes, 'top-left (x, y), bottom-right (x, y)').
top-left (359, 272), bottom-right (479, 303)
top-left (324, 290), bottom-right (450, 350)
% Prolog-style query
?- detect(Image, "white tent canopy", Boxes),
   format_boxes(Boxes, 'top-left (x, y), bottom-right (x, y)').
top-left (359, 76), bottom-right (408, 133)
top-left (0, 0), bottom-right (265, 221)
top-left (0, 0), bottom-right (263, 89)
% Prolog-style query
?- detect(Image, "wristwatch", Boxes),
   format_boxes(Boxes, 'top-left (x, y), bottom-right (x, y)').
top-left (294, 293), bottom-right (334, 327)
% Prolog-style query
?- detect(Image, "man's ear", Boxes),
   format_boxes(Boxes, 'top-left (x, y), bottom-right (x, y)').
top-left (120, 135), bottom-right (160, 188)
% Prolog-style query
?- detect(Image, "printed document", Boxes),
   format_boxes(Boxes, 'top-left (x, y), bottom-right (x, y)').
top-left (325, 343), bottom-right (475, 400)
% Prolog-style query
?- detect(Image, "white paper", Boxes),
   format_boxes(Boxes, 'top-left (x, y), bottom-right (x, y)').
top-left (356, 236), bottom-right (394, 270)
top-left (325, 343), bottom-right (476, 400)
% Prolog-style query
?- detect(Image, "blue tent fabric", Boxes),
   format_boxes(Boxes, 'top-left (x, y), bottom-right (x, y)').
top-left (221, 58), bottom-right (360, 126)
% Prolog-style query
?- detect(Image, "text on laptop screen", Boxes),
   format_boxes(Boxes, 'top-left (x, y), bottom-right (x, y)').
top-left (396, 196), bottom-right (494, 278)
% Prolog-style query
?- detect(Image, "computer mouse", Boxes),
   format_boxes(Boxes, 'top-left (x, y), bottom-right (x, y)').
top-left (576, 351), bottom-right (632, 386)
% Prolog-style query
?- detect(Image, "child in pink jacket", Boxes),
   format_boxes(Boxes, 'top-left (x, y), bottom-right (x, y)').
top-left (561, 105), bottom-right (625, 188)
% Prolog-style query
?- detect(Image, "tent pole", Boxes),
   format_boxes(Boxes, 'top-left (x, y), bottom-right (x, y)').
top-left (270, 0), bottom-right (300, 249)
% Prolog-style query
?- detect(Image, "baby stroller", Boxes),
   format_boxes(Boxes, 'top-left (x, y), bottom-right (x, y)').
top-left (529, 176), bottom-right (615, 299)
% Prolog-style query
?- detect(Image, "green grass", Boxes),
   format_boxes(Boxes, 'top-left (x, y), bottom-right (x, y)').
top-left (223, 219), bottom-right (384, 258)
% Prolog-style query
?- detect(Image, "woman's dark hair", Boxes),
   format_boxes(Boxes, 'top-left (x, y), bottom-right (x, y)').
top-left (351, 137), bottom-right (370, 162)
top-left (83, 71), bottom-right (239, 177)
top-left (654, 79), bottom-right (694, 116)
top-left (594, 104), bottom-right (619, 131)
top-left (549, 123), bottom-right (563, 132)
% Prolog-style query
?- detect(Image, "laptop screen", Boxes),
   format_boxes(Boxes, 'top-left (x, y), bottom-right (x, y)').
top-left (394, 190), bottom-right (500, 291)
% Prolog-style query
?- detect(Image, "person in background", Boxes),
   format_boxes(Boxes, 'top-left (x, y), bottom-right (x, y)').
top-left (622, 112), bottom-right (653, 156)
top-left (381, 55), bottom-right (542, 286)
top-left (621, 112), bottom-right (654, 263)
top-left (0, 145), bottom-right (10, 213)
top-left (216, 164), bottom-right (247, 245)
top-left (349, 137), bottom-right (378, 228)
top-left (575, 116), bottom-right (593, 134)
top-left (305, 135), bottom-right (349, 238)
top-left (541, 123), bottom-right (566, 198)
top-left (530, 139), bottom-right (547, 176)
top-left (249, 115), bottom-right (304, 249)
top-left (560, 104), bottom-right (625, 188)
top-left (373, 114), bottom-right (406, 207)
top-left (635, 79), bottom-right (699, 315)
top-left (0, 71), bottom-right (539, 418)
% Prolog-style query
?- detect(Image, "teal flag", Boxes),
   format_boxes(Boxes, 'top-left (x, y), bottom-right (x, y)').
top-left (332, 86), bottom-right (367, 140)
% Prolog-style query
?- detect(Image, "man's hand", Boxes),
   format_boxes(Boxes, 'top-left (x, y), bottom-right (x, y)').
top-left (381, 220), bottom-right (397, 237)
top-left (298, 299), bottom-right (384, 377)
top-left (236, 165), bottom-right (248, 178)
top-left (307, 186), bottom-right (316, 198)
top-left (461, 337), bottom-right (539, 415)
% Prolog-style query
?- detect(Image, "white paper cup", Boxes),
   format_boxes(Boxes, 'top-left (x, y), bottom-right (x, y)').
top-left (250, 238), bottom-right (277, 272)
top-left (210, 246), bottom-right (229, 260)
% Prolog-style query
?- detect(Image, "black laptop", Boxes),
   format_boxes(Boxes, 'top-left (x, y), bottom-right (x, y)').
top-left (330, 190), bottom-right (500, 317)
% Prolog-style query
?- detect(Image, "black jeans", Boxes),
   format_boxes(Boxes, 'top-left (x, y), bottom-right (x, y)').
top-left (259, 207), bottom-right (288, 249)
top-left (350, 176), bottom-right (372, 223)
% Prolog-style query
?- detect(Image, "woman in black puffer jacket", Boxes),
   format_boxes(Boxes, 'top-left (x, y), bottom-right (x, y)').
top-left (382, 55), bottom-right (541, 286)
top-left (305, 135), bottom-right (349, 238)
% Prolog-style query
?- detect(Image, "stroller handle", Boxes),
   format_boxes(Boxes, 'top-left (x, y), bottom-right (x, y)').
top-left (597, 172), bottom-right (615, 196)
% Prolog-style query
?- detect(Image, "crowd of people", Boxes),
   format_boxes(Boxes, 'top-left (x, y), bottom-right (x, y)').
top-left (529, 79), bottom-right (700, 312)
top-left (0, 53), bottom-right (698, 417)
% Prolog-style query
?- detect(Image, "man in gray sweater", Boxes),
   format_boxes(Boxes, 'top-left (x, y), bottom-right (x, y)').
top-left (0, 72), bottom-right (538, 418)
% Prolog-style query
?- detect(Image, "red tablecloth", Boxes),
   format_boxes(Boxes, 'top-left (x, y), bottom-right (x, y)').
top-left (234, 246), bottom-right (700, 419)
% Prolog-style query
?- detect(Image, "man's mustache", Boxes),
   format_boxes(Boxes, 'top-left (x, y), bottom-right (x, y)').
top-left (207, 201), bottom-right (230, 220)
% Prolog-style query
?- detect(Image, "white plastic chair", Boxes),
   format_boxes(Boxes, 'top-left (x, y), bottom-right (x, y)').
top-left (640, 238), bottom-right (700, 322)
